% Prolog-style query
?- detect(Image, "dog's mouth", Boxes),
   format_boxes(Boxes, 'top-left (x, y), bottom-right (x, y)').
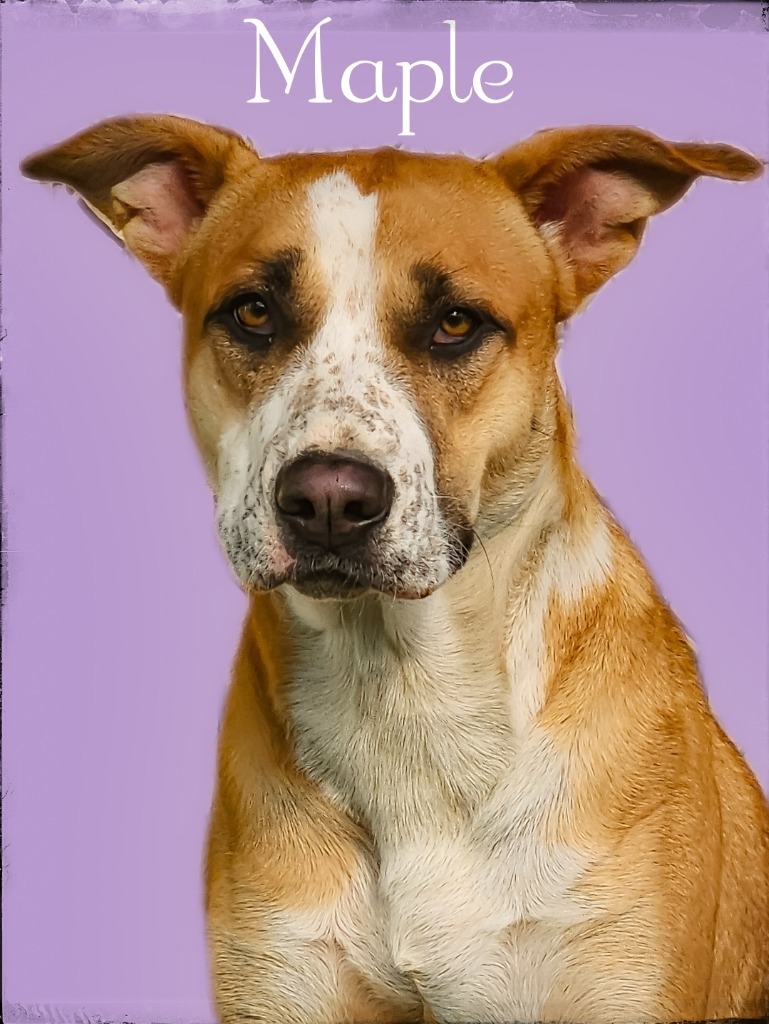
top-left (277, 531), bottom-right (475, 602)
top-left (289, 559), bottom-right (381, 600)
top-left (286, 555), bottom-right (421, 601)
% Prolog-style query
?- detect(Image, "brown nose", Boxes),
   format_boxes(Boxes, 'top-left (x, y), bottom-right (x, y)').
top-left (275, 454), bottom-right (393, 551)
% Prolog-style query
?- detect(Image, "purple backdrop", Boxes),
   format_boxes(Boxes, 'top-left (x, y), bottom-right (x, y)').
top-left (2, 3), bottom-right (768, 1021)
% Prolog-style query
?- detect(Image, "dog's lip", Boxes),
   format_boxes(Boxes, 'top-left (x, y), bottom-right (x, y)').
top-left (274, 558), bottom-right (430, 601)
top-left (297, 565), bottom-right (371, 588)
top-left (287, 561), bottom-right (384, 598)
top-left (287, 578), bottom-right (433, 602)
top-left (258, 527), bottom-right (475, 601)
top-left (288, 574), bottom-right (372, 601)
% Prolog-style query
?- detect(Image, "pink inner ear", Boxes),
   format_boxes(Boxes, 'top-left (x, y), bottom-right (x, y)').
top-left (112, 161), bottom-right (201, 259)
top-left (540, 166), bottom-right (659, 246)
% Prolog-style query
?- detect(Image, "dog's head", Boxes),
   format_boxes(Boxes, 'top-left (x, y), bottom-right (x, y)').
top-left (22, 117), bottom-right (761, 601)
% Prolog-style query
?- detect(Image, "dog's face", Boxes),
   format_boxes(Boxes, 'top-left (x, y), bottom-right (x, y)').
top-left (22, 119), bottom-right (761, 600)
top-left (183, 152), bottom-right (558, 599)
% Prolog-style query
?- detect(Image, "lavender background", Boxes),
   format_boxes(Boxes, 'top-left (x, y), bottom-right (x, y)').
top-left (2, 3), bottom-right (768, 1021)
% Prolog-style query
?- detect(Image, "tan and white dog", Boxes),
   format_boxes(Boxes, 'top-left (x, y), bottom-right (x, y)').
top-left (23, 117), bottom-right (769, 1023)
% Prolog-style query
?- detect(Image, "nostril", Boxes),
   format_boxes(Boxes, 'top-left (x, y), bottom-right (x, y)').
top-left (344, 500), bottom-right (367, 523)
top-left (343, 488), bottom-right (390, 524)
top-left (283, 496), bottom-right (316, 520)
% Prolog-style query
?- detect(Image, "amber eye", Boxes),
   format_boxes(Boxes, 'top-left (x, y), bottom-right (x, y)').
top-left (231, 295), bottom-right (274, 336)
top-left (433, 308), bottom-right (480, 346)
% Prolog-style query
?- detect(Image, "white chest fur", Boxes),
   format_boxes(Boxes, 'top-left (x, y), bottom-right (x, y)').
top-left (282, 536), bottom-right (606, 1021)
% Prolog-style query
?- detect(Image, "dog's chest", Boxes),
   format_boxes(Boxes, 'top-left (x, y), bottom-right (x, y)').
top-left (285, 617), bottom-right (594, 1020)
top-left (287, 623), bottom-right (512, 833)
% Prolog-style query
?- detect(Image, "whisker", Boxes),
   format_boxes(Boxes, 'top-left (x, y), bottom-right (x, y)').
top-left (472, 528), bottom-right (495, 593)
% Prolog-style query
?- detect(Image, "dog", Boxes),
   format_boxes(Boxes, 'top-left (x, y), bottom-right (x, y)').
top-left (23, 116), bottom-right (769, 1023)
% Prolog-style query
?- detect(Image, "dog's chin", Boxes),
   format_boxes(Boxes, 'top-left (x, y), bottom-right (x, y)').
top-left (289, 567), bottom-right (379, 602)
top-left (284, 563), bottom-right (431, 602)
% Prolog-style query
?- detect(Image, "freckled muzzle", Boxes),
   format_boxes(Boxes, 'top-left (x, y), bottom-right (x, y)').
top-left (215, 396), bottom-right (477, 600)
top-left (271, 456), bottom-right (474, 602)
top-left (214, 385), bottom-right (478, 601)
top-left (272, 449), bottom-right (429, 600)
top-left (216, 431), bottom-right (475, 601)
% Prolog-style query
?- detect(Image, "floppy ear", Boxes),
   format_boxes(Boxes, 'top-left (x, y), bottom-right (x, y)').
top-left (491, 125), bottom-right (763, 317)
top-left (21, 114), bottom-right (256, 294)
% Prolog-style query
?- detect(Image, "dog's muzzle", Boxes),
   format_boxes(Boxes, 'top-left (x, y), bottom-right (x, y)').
top-left (274, 451), bottom-right (395, 597)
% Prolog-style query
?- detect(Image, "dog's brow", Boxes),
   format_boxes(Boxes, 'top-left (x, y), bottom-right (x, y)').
top-left (411, 261), bottom-right (462, 312)
top-left (408, 260), bottom-right (510, 332)
top-left (261, 248), bottom-right (302, 296)
top-left (206, 248), bottom-right (303, 318)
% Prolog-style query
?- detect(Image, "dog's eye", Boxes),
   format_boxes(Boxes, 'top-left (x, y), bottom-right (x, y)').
top-left (231, 295), bottom-right (274, 337)
top-left (437, 309), bottom-right (477, 339)
top-left (431, 308), bottom-right (482, 353)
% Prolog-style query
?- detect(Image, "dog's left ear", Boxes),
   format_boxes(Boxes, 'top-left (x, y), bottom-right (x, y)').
top-left (491, 125), bottom-right (763, 317)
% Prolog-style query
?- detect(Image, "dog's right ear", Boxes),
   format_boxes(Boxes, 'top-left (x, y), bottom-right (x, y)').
top-left (21, 115), bottom-right (257, 295)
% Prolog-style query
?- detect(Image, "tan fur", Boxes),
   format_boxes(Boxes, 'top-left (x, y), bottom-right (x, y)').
top-left (22, 117), bottom-right (769, 1023)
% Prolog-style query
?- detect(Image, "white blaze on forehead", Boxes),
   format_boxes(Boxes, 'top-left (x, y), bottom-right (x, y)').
top-left (299, 171), bottom-right (412, 456)
top-left (307, 171), bottom-right (379, 302)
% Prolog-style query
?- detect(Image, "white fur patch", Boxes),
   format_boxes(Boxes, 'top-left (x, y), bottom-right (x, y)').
top-left (553, 514), bottom-right (613, 606)
top-left (267, 862), bottom-right (422, 1018)
top-left (506, 514), bottom-right (613, 734)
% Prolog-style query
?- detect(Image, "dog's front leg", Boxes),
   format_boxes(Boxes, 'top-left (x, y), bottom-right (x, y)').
top-left (206, 805), bottom-right (423, 1024)
top-left (207, 905), bottom-right (423, 1024)
top-left (209, 924), bottom-right (342, 1024)
top-left (209, 924), bottom-right (407, 1024)
top-left (205, 785), bottom-right (421, 1021)
top-left (204, 613), bottom-right (426, 1024)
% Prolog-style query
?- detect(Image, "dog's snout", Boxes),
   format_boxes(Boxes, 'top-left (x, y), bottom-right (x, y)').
top-left (275, 454), bottom-right (393, 551)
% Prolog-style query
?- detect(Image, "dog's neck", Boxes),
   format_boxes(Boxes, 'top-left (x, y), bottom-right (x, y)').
top-left (274, 393), bottom-right (615, 739)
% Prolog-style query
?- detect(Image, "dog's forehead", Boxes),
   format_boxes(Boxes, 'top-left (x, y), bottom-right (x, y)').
top-left (184, 149), bottom-right (546, 325)
top-left (262, 146), bottom-right (484, 194)
top-left (283, 149), bottom-right (534, 257)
